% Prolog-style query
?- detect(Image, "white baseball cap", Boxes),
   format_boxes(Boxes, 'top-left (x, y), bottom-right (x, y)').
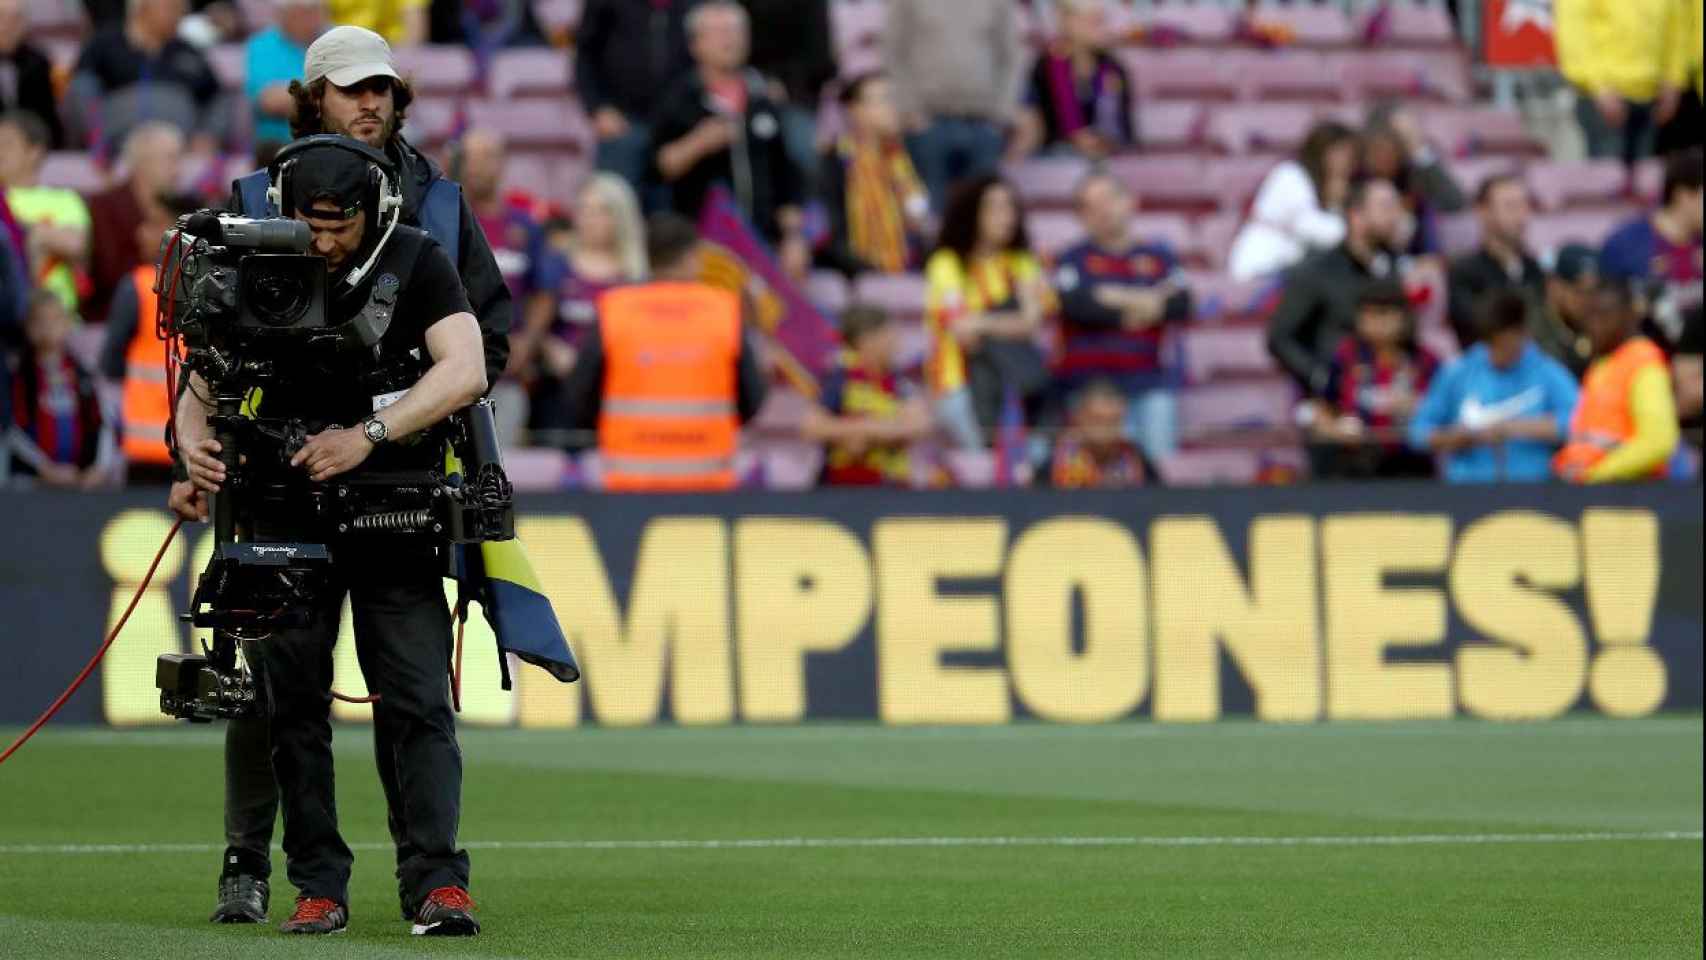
top-left (304, 25), bottom-right (401, 88)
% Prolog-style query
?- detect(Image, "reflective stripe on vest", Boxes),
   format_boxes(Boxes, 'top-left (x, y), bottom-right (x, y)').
top-left (597, 282), bottom-right (741, 492)
top-left (120, 266), bottom-right (173, 465)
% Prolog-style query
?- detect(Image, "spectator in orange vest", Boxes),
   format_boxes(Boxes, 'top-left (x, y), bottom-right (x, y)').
top-left (1555, 279), bottom-right (1681, 482)
top-left (561, 213), bottom-right (768, 491)
top-left (99, 198), bottom-right (194, 485)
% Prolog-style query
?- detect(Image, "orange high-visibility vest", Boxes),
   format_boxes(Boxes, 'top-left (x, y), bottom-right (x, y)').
top-left (1554, 336), bottom-right (1670, 479)
top-left (596, 282), bottom-right (742, 492)
top-left (120, 266), bottom-right (174, 466)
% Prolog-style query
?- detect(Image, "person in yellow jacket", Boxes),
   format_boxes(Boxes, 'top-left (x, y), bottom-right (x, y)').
top-left (560, 213), bottom-right (768, 491)
top-left (1554, 280), bottom-right (1681, 483)
top-left (1555, 0), bottom-right (1697, 165)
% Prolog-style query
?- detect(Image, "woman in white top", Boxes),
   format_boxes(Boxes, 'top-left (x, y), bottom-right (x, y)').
top-left (1227, 121), bottom-right (1360, 281)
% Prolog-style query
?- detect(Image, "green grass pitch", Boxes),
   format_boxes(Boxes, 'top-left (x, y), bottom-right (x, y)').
top-left (0, 717), bottom-right (1700, 959)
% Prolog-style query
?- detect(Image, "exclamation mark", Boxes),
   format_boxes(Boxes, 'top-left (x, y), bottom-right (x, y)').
top-left (1581, 509), bottom-right (1666, 718)
top-left (100, 510), bottom-right (186, 726)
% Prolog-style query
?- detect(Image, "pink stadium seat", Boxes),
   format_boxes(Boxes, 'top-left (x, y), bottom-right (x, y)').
top-left (504, 447), bottom-right (572, 492)
top-left (1107, 155), bottom-right (1224, 213)
top-left (1209, 154), bottom-right (1287, 209)
top-left (394, 46), bottom-right (478, 97)
top-left (1132, 3), bottom-right (1236, 45)
top-left (1243, 53), bottom-right (1345, 103)
top-left (534, 0), bottom-right (582, 37)
top-left (40, 152), bottom-right (108, 192)
top-left (806, 270), bottom-right (851, 317)
top-left (1028, 210), bottom-right (1084, 259)
top-left (1178, 378), bottom-right (1297, 438)
top-left (1418, 324), bottom-right (1461, 364)
top-left (1527, 159), bottom-right (1632, 211)
top-left (24, 0), bottom-right (80, 39)
top-left (1132, 213), bottom-right (1194, 258)
top-left (1250, 3), bottom-right (1354, 47)
top-left (466, 98), bottom-right (590, 151)
top-left (1435, 212), bottom-right (1480, 257)
top-left (893, 319), bottom-right (930, 370)
top-left (500, 154), bottom-right (552, 196)
top-left (1338, 50), bottom-right (1471, 103)
top-left (1184, 270), bottom-right (1280, 321)
top-left (1207, 103), bottom-right (1354, 154)
top-left (1528, 209), bottom-right (1637, 256)
top-left (1004, 155), bottom-right (1092, 210)
top-left (1446, 155), bottom-right (1523, 198)
top-left (751, 387), bottom-right (814, 434)
top-left (1137, 101), bottom-right (1204, 153)
top-left (1128, 51), bottom-right (1240, 102)
top-left (489, 48), bottom-right (573, 100)
top-left (942, 449), bottom-right (998, 489)
top-left (1364, 2), bottom-right (1459, 48)
top-left (832, 0), bottom-right (887, 55)
top-left (403, 96), bottom-right (462, 145)
top-left (1158, 449), bottom-right (1260, 486)
top-left (1632, 157), bottom-right (1665, 202)
top-left (206, 44), bottom-right (245, 90)
top-left (752, 441), bottom-right (824, 491)
top-left (854, 272), bottom-right (929, 320)
top-left (1179, 325), bottom-right (1275, 384)
top-left (1421, 106), bottom-right (1541, 157)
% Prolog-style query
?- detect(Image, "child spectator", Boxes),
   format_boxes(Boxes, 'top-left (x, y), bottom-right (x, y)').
top-left (1408, 290), bottom-right (1580, 483)
top-left (924, 175), bottom-right (1052, 449)
top-left (817, 71), bottom-right (930, 277)
top-left (1228, 121), bottom-right (1360, 281)
top-left (1013, 0), bottom-right (1135, 161)
top-left (1048, 379), bottom-right (1159, 489)
top-left (802, 305), bottom-right (932, 486)
top-left (1053, 171), bottom-right (1191, 459)
top-left (1304, 279), bottom-right (1438, 479)
top-left (7, 291), bottom-right (111, 487)
top-left (529, 174), bottom-right (648, 445)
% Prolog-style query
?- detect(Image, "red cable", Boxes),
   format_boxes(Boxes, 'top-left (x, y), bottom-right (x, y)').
top-left (0, 519), bottom-right (184, 767)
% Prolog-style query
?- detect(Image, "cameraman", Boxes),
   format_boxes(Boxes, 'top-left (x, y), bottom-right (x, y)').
top-left (178, 24), bottom-right (514, 927)
top-left (172, 137), bottom-right (485, 936)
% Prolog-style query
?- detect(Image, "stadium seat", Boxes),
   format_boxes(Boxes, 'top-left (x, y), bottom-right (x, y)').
top-left (1528, 208), bottom-right (1637, 256)
top-left (1418, 324), bottom-right (1462, 363)
top-left (1209, 154), bottom-right (1287, 210)
top-left (403, 96), bottom-right (463, 145)
top-left (1338, 50), bottom-right (1471, 103)
top-left (941, 449), bottom-right (999, 489)
top-left (1158, 448), bottom-right (1260, 486)
top-left (854, 272), bottom-right (929, 322)
top-left (832, 0), bottom-right (887, 56)
top-left (1179, 324), bottom-right (1276, 384)
top-left (40, 152), bottom-right (108, 193)
top-left (1421, 106), bottom-right (1542, 157)
top-left (1130, 2), bottom-right (1236, 46)
top-left (1178, 378), bottom-right (1297, 439)
top-left (1527, 159), bottom-right (1632, 211)
top-left (394, 46), bottom-right (478, 97)
top-left (1128, 50), bottom-right (1240, 102)
top-left (1004, 155), bottom-right (1092, 210)
top-left (1107, 155), bottom-right (1225, 213)
top-left (1028, 210), bottom-right (1084, 259)
top-left (751, 440), bottom-right (824, 491)
top-left (1242, 52), bottom-right (1346, 103)
top-left (534, 0), bottom-right (582, 39)
top-left (1363, 2), bottom-right (1459, 48)
top-left (1136, 101), bottom-right (1204, 153)
top-left (489, 48), bottom-right (574, 100)
top-left (1184, 270), bottom-right (1280, 322)
top-left (1249, 3), bottom-right (1354, 47)
top-left (1446, 155), bottom-right (1523, 198)
top-left (1435, 212), bottom-right (1481, 257)
top-left (1632, 157), bottom-right (1666, 202)
top-left (206, 44), bottom-right (246, 91)
top-left (1132, 213), bottom-right (1194, 260)
top-left (504, 447), bottom-right (572, 492)
top-left (806, 270), bottom-right (851, 317)
top-left (24, 0), bottom-right (80, 40)
top-left (1206, 103), bottom-right (1356, 155)
top-left (465, 98), bottom-right (590, 151)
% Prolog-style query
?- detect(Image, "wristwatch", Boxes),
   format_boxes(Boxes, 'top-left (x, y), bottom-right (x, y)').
top-left (361, 416), bottom-right (389, 445)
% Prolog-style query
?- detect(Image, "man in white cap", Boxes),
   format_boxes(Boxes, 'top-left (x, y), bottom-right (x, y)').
top-left (200, 23), bottom-right (512, 934)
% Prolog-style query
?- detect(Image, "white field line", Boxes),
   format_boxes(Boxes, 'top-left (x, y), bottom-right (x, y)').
top-left (0, 831), bottom-right (1699, 856)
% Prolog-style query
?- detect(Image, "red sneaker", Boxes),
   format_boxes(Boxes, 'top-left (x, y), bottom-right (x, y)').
top-left (279, 896), bottom-right (347, 934)
top-left (411, 886), bottom-right (480, 936)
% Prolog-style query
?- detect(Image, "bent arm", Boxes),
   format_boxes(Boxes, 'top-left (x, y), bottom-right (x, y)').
top-left (371, 312), bottom-right (487, 440)
top-left (1586, 366), bottom-right (1680, 482)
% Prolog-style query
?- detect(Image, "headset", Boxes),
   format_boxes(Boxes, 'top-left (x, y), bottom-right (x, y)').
top-left (266, 134), bottom-right (406, 291)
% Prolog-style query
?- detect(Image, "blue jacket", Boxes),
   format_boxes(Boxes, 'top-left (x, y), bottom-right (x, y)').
top-left (1407, 342), bottom-right (1580, 483)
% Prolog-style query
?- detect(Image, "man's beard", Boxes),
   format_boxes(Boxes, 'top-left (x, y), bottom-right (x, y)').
top-left (331, 113), bottom-right (395, 148)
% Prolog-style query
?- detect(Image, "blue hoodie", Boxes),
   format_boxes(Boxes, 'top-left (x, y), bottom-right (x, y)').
top-left (1407, 342), bottom-right (1580, 483)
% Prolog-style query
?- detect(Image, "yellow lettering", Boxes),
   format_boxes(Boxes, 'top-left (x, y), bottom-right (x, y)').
top-left (874, 518), bottom-right (1008, 725)
top-left (734, 518), bottom-right (872, 723)
top-left (522, 516), bottom-right (732, 726)
top-left (1152, 516), bottom-right (1320, 722)
top-left (100, 510), bottom-right (186, 726)
top-left (1580, 509), bottom-right (1667, 718)
top-left (1005, 518), bottom-right (1147, 723)
top-left (1323, 515), bottom-right (1454, 720)
top-left (1451, 512), bottom-right (1586, 720)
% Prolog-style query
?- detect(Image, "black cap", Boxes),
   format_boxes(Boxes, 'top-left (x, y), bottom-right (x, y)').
top-left (1552, 243), bottom-right (1598, 284)
top-left (288, 142), bottom-right (373, 220)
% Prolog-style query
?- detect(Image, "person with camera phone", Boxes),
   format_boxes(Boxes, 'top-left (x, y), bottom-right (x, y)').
top-left (169, 23), bottom-right (516, 932)
top-left (170, 136), bottom-right (486, 936)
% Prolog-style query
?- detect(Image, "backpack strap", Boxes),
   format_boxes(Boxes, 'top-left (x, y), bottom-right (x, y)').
top-left (419, 178), bottom-right (462, 265)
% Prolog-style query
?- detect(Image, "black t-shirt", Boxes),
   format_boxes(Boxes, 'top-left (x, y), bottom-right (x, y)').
top-left (260, 226), bottom-right (472, 469)
top-left (74, 27), bottom-right (219, 105)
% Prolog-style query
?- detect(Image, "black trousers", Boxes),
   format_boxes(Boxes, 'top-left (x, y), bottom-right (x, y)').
top-left (222, 538), bottom-right (468, 908)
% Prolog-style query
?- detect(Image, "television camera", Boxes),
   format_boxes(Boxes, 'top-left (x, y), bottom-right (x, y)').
top-left (152, 211), bottom-right (515, 722)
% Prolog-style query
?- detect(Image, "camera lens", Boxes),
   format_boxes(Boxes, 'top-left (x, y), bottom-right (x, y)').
top-left (243, 263), bottom-right (311, 328)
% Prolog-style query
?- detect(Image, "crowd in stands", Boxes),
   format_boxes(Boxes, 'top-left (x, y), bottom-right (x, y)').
top-left (0, 0), bottom-right (1701, 493)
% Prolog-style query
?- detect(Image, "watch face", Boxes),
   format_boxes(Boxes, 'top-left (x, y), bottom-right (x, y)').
top-left (365, 420), bottom-right (386, 442)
